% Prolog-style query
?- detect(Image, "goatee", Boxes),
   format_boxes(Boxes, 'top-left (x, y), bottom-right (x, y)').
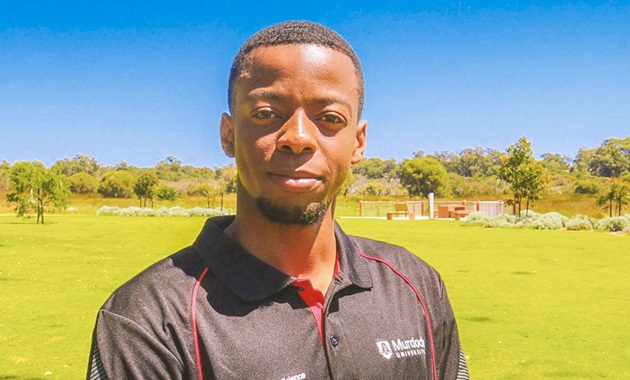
top-left (256, 197), bottom-right (329, 226)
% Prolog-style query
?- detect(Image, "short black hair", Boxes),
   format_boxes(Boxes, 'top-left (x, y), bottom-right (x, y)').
top-left (228, 20), bottom-right (365, 118)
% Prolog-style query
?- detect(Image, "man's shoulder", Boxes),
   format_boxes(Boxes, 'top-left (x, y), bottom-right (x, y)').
top-left (346, 234), bottom-right (443, 286)
top-left (101, 246), bottom-right (204, 317)
top-left (349, 234), bottom-right (431, 266)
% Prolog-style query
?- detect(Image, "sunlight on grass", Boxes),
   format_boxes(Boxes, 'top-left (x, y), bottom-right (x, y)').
top-left (1, 215), bottom-right (628, 378)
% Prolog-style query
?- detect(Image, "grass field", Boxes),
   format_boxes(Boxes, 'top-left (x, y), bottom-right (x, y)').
top-left (1, 214), bottom-right (628, 379)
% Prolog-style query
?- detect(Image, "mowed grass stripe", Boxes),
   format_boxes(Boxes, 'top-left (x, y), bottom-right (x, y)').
top-left (1, 215), bottom-right (628, 379)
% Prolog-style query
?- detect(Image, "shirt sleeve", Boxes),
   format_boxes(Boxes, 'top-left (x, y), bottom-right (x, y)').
top-left (86, 309), bottom-right (186, 380)
top-left (433, 276), bottom-right (468, 380)
top-left (457, 346), bottom-right (471, 380)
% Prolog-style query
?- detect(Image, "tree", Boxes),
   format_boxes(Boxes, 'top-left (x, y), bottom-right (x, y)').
top-left (0, 160), bottom-right (11, 190)
top-left (99, 170), bottom-right (136, 198)
top-left (188, 183), bottom-right (221, 208)
top-left (6, 161), bottom-right (70, 224)
top-left (351, 157), bottom-right (399, 180)
top-left (134, 171), bottom-right (159, 207)
top-left (52, 154), bottom-right (100, 176)
top-left (155, 156), bottom-right (184, 181)
top-left (155, 184), bottom-right (177, 202)
top-left (572, 147), bottom-right (596, 178)
top-left (497, 137), bottom-right (546, 216)
top-left (540, 153), bottom-right (572, 174)
top-left (589, 139), bottom-right (630, 178)
top-left (67, 172), bottom-right (99, 194)
top-left (430, 147), bottom-right (505, 178)
top-left (214, 164), bottom-right (238, 193)
top-left (597, 178), bottom-right (630, 217)
top-left (399, 157), bottom-right (451, 197)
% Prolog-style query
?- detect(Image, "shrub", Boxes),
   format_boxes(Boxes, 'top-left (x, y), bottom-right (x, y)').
top-left (157, 206), bottom-right (188, 217)
top-left (155, 185), bottom-right (177, 201)
top-left (531, 213), bottom-right (564, 230)
top-left (484, 217), bottom-right (514, 228)
top-left (96, 206), bottom-right (120, 216)
top-left (98, 171), bottom-right (136, 198)
top-left (500, 213), bottom-right (519, 224)
top-left (565, 216), bottom-right (593, 231)
top-left (96, 206), bottom-right (155, 216)
top-left (543, 212), bottom-right (569, 225)
top-left (67, 172), bottom-right (98, 194)
top-left (482, 211), bottom-right (571, 230)
top-left (465, 211), bottom-right (489, 224)
top-left (596, 217), bottom-right (630, 232)
top-left (97, 206), bottom-right (230, 217)
top-left (519, 210), bottom-right (539, 218)
top-left (574, 178), bottom-right (602, 194)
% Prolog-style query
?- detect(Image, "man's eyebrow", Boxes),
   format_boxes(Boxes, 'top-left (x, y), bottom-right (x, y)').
top-left (314, 96), bottom-right (353, 112)
top-left (245, 90), bottom-right (355, 114)
top-left (246, 90), bottom-right (282, 101)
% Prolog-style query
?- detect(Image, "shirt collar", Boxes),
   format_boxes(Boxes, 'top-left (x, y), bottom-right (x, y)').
top-left (192, 216), bottom-right (372, 303)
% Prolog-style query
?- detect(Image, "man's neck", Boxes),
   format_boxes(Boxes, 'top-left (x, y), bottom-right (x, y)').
top-left (224, 199), bottom-right (337, 294)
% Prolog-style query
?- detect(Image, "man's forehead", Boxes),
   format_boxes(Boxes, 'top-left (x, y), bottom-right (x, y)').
top-left (240, 43), bottom-right (355, 72)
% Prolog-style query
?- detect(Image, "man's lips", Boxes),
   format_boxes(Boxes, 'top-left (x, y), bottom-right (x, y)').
top-left (268, 172), bottom-right (323, 191)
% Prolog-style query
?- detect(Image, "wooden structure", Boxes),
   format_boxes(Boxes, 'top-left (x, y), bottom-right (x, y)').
top-left (454, 210), bottom-right (472, 220)
top-left (386, 203), bottom-right (415, 220)
top-left (437, 204), bottom-right (466, 219)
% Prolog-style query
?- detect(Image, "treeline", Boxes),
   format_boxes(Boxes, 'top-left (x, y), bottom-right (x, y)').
top-left (347, 136), bottom-right (630, 216)
top-left (1, 136), bottom-right (629, 221)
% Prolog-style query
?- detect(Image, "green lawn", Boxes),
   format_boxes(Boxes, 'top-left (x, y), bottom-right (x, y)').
top-left (1, 215), bottom-right (628, 379)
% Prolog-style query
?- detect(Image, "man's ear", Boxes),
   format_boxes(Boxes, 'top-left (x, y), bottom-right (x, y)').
top-left (220, 112), bottom-right (235, 158)
top-left (351, 120), bottom-right (367, 164)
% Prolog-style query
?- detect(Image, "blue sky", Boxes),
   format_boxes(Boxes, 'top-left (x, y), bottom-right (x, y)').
top-left (1, 1), bottom-right (629, 168)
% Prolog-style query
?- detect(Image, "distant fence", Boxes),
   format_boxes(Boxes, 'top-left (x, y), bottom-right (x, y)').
top-left (358, 200), bottom-right (505, 218)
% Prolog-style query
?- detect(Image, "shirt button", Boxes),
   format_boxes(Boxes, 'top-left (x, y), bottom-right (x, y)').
top-left (330, 335), bottom-right (339, 347)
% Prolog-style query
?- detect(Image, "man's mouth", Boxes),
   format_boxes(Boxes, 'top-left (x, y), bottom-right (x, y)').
top-left (268, 172), bottom-right (323, 192)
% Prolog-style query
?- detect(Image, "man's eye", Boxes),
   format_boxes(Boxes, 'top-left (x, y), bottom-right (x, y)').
top-left (253, 110), bottom-right (276, 119)
top-left (321, 114), bottom-right (344, 124)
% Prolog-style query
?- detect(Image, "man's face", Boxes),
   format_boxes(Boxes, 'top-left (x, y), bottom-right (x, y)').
top-left (221, 44), bottom-right (366, 225)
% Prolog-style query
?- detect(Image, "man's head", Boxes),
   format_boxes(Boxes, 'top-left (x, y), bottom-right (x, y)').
top-left (221, 21), bottom-right (367, 226)
top-left (228, 21), bottom-right (364, 118)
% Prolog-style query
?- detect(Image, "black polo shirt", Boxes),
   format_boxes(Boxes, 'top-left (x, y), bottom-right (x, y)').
top-left (88, 216), bottom-right (468, 379)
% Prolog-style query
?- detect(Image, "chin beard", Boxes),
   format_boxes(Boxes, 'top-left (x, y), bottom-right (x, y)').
top-left (255, 197), bottom-right (329, 226)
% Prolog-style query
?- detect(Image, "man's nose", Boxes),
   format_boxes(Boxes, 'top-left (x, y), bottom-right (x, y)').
top-left (276, 111), bottom-right (317, 154)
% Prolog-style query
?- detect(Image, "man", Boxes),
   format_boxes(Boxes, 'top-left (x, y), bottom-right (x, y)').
top-left (88, 21), bottom-right (469, 379)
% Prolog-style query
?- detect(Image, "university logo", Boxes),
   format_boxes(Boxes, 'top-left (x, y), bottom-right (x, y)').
top-left (376, 336), bottom-right (426, 360)
top-left (377, 341), bottom-right (394, 359)
top-left (280, 373), bottom-right (305, 380)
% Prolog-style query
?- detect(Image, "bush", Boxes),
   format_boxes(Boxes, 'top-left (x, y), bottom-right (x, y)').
top-left (155, 185), bottom-right (177, 201)
top-left (482, 211), bottom-right (571, 230)
top-left (484, 217), bottom-right (515, 228)
top-left (565, 216), bottom-right (594, 231)
top-left (519, 210), bottom-right (539, 218)
top-left (67, 172), bottom-right (98, 194)
top-left (156, 206), bottom-right (189, 217)
top-left (531, 213), bottom-right (564, 230)
top-left (96, 206), bottom-right (156, 217)
top-left (528, 212), bottom-right (568, 230)
top-left (574, 178), bottom-right (602, 194)
top-left (98, 171), bottom-right (136, 198)
top-left (97, 206), bottom-right (230, 217)
top-left (465, 211), bottom-right (489, 224)
top-left (596, 217), bottom-right (630, 232)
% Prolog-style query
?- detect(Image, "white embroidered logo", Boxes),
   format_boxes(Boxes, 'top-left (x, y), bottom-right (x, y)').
top-left (281, 373), bottom-right (305, 380)
top-left (377, 341), bottom-right (394, 359)
top-left (377, 336), bottom-right (426, 360)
